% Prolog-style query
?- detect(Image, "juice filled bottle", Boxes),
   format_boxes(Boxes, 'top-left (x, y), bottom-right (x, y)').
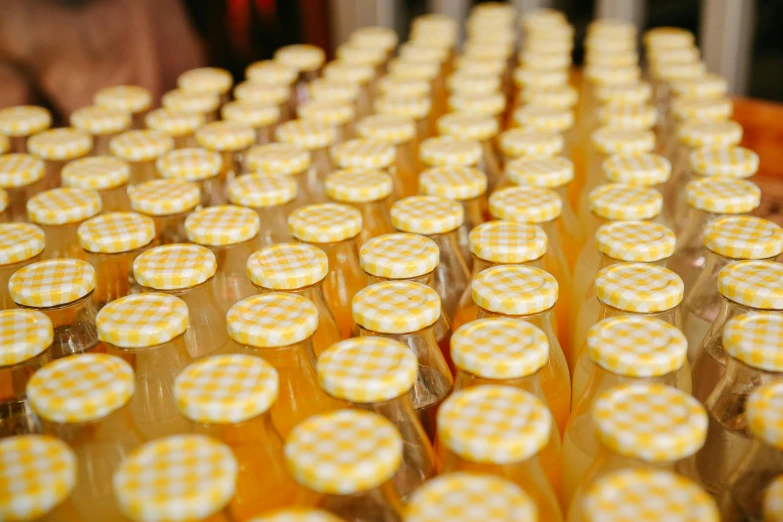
top-left (109, 129), bottom-right (175, 185)
top-left (0, 154), bottom-right (46, 222)
top-left (0, 105), bottom-right (52, 153)
top-left (662, 96), bottom-right (733, 161)
top-left (195, 121), bottom-right (256, 188)
top-left (62, 156), bottom-right (132, 212)
top-left (226, 293), bottom-right (334, 437)
top-left (512, 67), bottom-right (570, 110)
top-left (298, 99), bottom-right (356, 144)
top-left (355, 114), bottom-right (421, 199)
top-left (374, 95), bottom-right (433, 143)
top-left (94, 85), bottom-right (152, 129)
top-left (244, 143), bottom-right (321, 204)
top-left (324, 169), bottom-right (394, 248)
top-left (228, 173), bottom-right (297, 246)
top-left (350, 25), bottom-right (398, 64)
top-left (222, 100), bottom-right (280, 146)
top-left (27, 187), bottom-right (102, 260)
top-left (235, 81), bottom-right (292, 126)
top-left (70, 105), bottom-right (131, 155)
top-left (27, 353), bottom-right (142, 521)
top-left (437, 385), bottom-right (564, 522)
top-left (274, 44), bottom-right (326, 107)
top-left (145, 107), bottom-right (205, 149)
top-left (114, 435), bottom-right (238, 522)
top-left (28, 128), bottom-right (93, 189)
top-left (288, 203), bottom-right (366, 337)
top-left (162, 88), bottom-right (221, 122)
top-left (447, 71), bottom-right (501, 101)
top-left (175, 354), bottom-right (298, 519)
top-left (275, 120), bottom-right (338, 187)
top-left (128, 178), bottom-right (201, 245)
top-left (0, 223), bottom-right (45, 309)
top-left (133, 244), bottom-right (231, 358)
top-left (78, 212), bottom-right (155, 310)
top-left (317, 337), bottom-right (436, 499)
top-left (178, 67), bottom-right (234, 105)
top-left (97, 293), bottom-right (192, 439)
top-left (435, 112), bottom-right (499, 194)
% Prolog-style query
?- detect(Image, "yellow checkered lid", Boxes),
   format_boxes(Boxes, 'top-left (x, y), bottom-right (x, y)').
top-left (317, 337), bottom-right (417, 402)
top-left (593, 383), bottom-right (707, 461)
top-left (390, 195), bottom-right (464, 234)
top-left (603, 153), bottom-right (671, 186)
top-left (285, 409), bottom-right (402, 494)
top-left (0, 309), bottom-right (52, 366)
top-left (499, 129), bottom-right (564, 159)
top-left (247, 243), bottom-right (328, 290)
top-left (325, 169), bottom-right (393, 203)
top-left (518, 48), bottom-right (573, 70)
top-left (78, 212), bottom-right (155, 254)
top-left (584, 64), bottom-right (641, 86)
top-left (336, 43), bottom-right (386, 67)
top-left (175, 354), bottom-right (278, 423)
top-left (144, 108), bottom-right (205, 138)
top-left (704, 216), bottom-right (783, 259)
top-left (185, 205), bottom-right (261, 246)
top-left (512, 105), bottom-right (574, 132)
top-left (351, 25), bottom-right (398, 51)
top-left (62, 157), bottom-right (130, 192)
top-left (595, 263), bottom-right (684, 312)
top-left (594, 81), bottom-right (652, 106)
top-left (374, 94), bottom-right (432, 120)
top-left (596, 220), bottom-right (675, 262)
top-left (411, 13), bottom-right (458, 41)
top-left (70, 105), bottom-right (131, 135)
top-left (0, 223), bottom-right (45, 266)
top-left (512, 66), bottom-right (569, 90)
top-left (353, 281), bottom-right (440, 333)
top-left (0, 436), bottom-right (75, 521)
top-left (419, 166), bottom-right (487, 201)
top-left (685, 177), bottom-right (761, 214)
top-left (724, 313), bottom-right (783, 371)
top-left (288, 203), bottom-right (362, 243)
top-left (27, 353), bottom-right (134, 422)
top-left (359, 233), bottom-right (439, 279)
top-left (585, 49), bottom-right (640, 68)
top-left (454, 56), bottom-right (506, 77)
top-left (234, 81), bottom-right (290, 105)
top-left (94, 85), bottom-right (152, 114)
top-left (228, 172), bottom-right (297, 207)
top-left (438, 112), bottom-right (499, 141)
top-left (177, 67), bottom-right (233, 95)
top-left (438, 385), bottom-right (551, 463)
top-left (221, 100), bottom-right (280, 127)
top-left (0, 105), bottom-right (51, 137)
top-left (472, 265), bottom-right (558, 315)
top-left (297, 99), bottom-right (355, 126)
top-left (157, 148), bottom-right (222, 181)
top-left (718, 261), bottom-right (783, 309)
top-left (388, 58), bottom-right (440, 81)
top-left (245, 60), bottom-right (298, 85)
top-left (645, 26), bottom-right (695, 47)
top-left (597, 103), bottom-right (657, 130)
top-left (652, 60), bottom-right (707, 82)
top-left (195, 121), bottom-right (255, 152)
top-left (506, 157), bottom-right (573, 189)
top-left (670, 97), bottom-right (732, 123)
top-left (588, 183), bottom-right (663, 220)
top-left (128, 179), bottom-right (200, 216)
top-left (591, 127), bottom-right (656, 155)
top-left (469, 221), bottom-right (547, 264)
top-left (356, 114), bottom-right (416, 144)
top-left (28, 128), bottom-right (92, 161)
top-left (420, 137), bottom-right (482, 167)
top-left (227, 293), bottom-right (318, 348)
top-left (521, 7), bottom-right (567, 28)
top-left (376, 75), bottom-right (431, 98)
top-left (678, 120), bottom-right (743, 148)
top-left (27, 187), bottom-right (101, 226)
top-left (690, 145), bottom-right (759, 178)
top-left (452, 318), bottom-right (548, 378)
top-left (489, 186), bottom-right (562, 223)
top-left (463, 40), bottom-right (514, 61)
top-left (447, 92), bottom-right (506, 117)
top-left (250, 508), bottom-right (345, 522)
top-left (96, 293), bottom-right (188, 348)
top-left (330, 139), bottom-right (395, 169)
top-left (0, 154), bottom-right (45, 188)
top-left (162, 88), bottom-right (221, 114)
top-left (245, 143), bottom-right (311, 174)
top-left (308, 78), bottom-right (360, 103)
top-left (113, 435), bottom-right (237, 522)
top-left (447, 72), bottom-right (502, 97)
top-left (275, 120), bottom-right (337, 150)
top-left (670, 73), bottom-right (728, 99)
top-left (133, 244), bottom-right (217, 290)
top-left (323, 61), bottom-right (375, 85)
top-left (747, 381), bottom-right (783, 450)
top-left (520, 85), bottom-right (578, 110)
top-left (110, 130), bottom-right (174, 162)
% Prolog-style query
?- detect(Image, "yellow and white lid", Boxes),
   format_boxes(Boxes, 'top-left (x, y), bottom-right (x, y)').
top-left (78, 212), bottom-right (155, 254)
top-left (670, 97), bottom-right (732, 122)
top-left (250, 508), bottom-right (345, 522)
top-left (376, 74), bottom-right (430, 98)
top-left (678, 120), bottom-right (743, 148)
top-left (0, 105), bottom-right (51, 137)
top-left (520, 85), bottom-right (579, 110)
top-left (297, 99), bottom-right (355, 126)
top-left (391, 195), bottom-right (464, 235)
top-left (247, 243), bottom-right (328, 290)
top-left (97, 293), bottom-right (188, 348)
top-left (133, 244), bottom-right (217, 290)
top-left (308, 78), bottom-right (360, 103)
top-left (245, 143), bottom-right (311, 175)
top-left (689, 146), bottom-right (759, 178)
top-left (178, 67), bottom-right (233, 95)
top-left (9, 258), bottom-right (96, 308)
top-left (0, 223), bottom-right (45, 266)
top-left (356, 114), bottom-right (416, 145)
top-left (686, 177), bottom-right (760, 214)
top-left (512, 105), bottom-right (574, 132)
top-left (28, 128), bottom-right (92, 161)
top-left (330, 139), bottom-right (395, 169)
top-left (175, 354), bottom-right (278, 424)
top-left (234, 81), bottom-right (290, 105)
top-left (157, 148), bottom-right (222, 181)
top-left (161, 89), bottom-right (221, 114)
top-left (27, 353), bottom-right (134, 423)
top-left (591, 127), bottom-right (656, 155)
top-left (284, 410), bottom-right (402, 494)
top-left (359, 233), bottom-right (439, 280)
top-left (128, 179), bottom-right (200, 216)
top-left (324, 61), bottom-right (375, 86)
top-left (588, 183), bottom-right (663, 220)
top-left (275, 120), bottom-right (336, 151)
top-left (94, 85), bottom-right (152, 114)
top-left (718, 260), bottom-right (783, 310)
top-left (350, 25), bottom-right (398, 51)
top-left (419, 166), bottom-right (487, 201)
top-left (228, 173), bottom-right (297, 208)
top-left (597, 103), bottom-right (657, 130)
top-left (245, 60), bottom-right (298, 86)
top-left (221, 100), bottom-right (280, 127)
top-left (584, 64), bottom-right (641, 86)
top-left (603, 152), bottom-right (671, 186)
top-left (113, 435), bottom-right (237, 522)
top-left (420, 137), bottom-right (482, 167)
top-left (469, 221), bottom-right (547, 264)
top-left (388, 58), bottom-right (440, 81)
top-left (325, 169), bottom-right (393, 203)
top-left (27, 187), bottom-right (101, 226)
top-left (438, 112), bottom-right (499, 142)
top-left (374, 94), bottom-right (432, 120)
top-left (724, 313), bottom-right (783, 372)
top-left (144, 108), bottom-right (205, 138)
top-left (288, 203), bottom-right (362, 243)
top-left (596, 220), bottom-right (676, 262)
top-left (594, 81), bottom-right (652, 105)
top-left (62, 156), bottom-right (130, 190)
top-left (704, 216), bottom-right (783, 259)
top-left (506, 157), bottom-right (573, 190)
top-left (472, 265), bottom-right (558, 315)
top-left (70, 105), bottom-right (131, 135)
top-left (353, 281), bottom-right (440, 334)
top-left (0, 309), bottom-right (52, 366)
top-left (489, 186), bottom-right (562, 223)
top-left (227, 293), bottom-right (318, 348)
top-left (747, 381), bottom-right (783, 451)
top-left (595, 263), bottom-right (684, 313)
top-left (110, 130), bottom-right (174, 162)
top-left (499, 129), bottom-right (564, 159)
top-left (0, 154), bottom-right (44, 188)
top-left (336, 42), bottom-right (386, 67)
top-left (447, 92), bottom-right (506, 117)
top-left (513, 66), bottom-right (569, 90)
top-left (317, 337), bottom-right (418, 403)
top-left (196, 121), bottom-right (255, 152)
top-left (0, 435), bottom-right (76, 520)
top-left (670, 73), bottom-right (728, 99)
top-left (185, 205), bottom-right (261, 246)
top-left (645, 26), bottom-right (695, 48)
top-left (447, 72), bottom-right (502, 97)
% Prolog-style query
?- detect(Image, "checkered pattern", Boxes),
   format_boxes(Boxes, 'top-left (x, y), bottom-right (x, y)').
top-left (94, 85), bottom-right (152, 113)
top-left (78, 212), bottom-right (155, 254)
top-left (360, 233), bottom-right (439, 279)
top-left (227, 293), bottom-right (318, 348)
top-left (591, 127), bottom-right (656, 155)
top-left (222, 101), bottom-right (280, 127)
top-left (28, 128), bottom-right (92, 161)
top-left (670, 73), bottom-right (728, 98)
top-left (670, 97), bottom-right (732, 123)
top-left (247, 243), bottom-right (328, 290)
top-left (274, 44), bottom-right (326, 72)
top-left (0, 309), bottom-right (53, 365)
top-left (96, 293), bottom-right (188, 348)
top-left (178, 67), bottom-right (233, 95)
top-left (317, 337), bottom-right (418, 402)
top-left (0, 436), bottom-right (76, 520)
top-left (596, 220), bottom-right (675, 262)
top-left (110, 130), bottom-right (174, 162)
top-left (447, 72), bottom-right (501, 97)
top-left (9, 258), bottom-right (96, 307)
top-left (288, 203), bottom-right (362, 243)
top-left (718, 260), bottom-right (783, 309)
top-left (398, 42), bottom-right (448, 63)
top-left (245, 143), bottom-right (311, 175)
top-left (175, 354), bottom-right (278, 423)
top-left (0, 105), bottom-right (51, 136)
top-left (62, 156), bottom-right (130, 190)
top-left (27, 187), bottom-right (102, 225)
top-left (353, 281), bottom-right (440, 333)
top-left (133, 244), bottom-right (217, 290)
top-left (323, 61), bottom-right (375, 85)
top-left (747, 381), bottom-right (783, 450)
top-left (469, 221), bottom-right (547, 264)
top-left (518, 48), bottom-right (572, 70)
top-left (594, 81), bottom-right (652, 105)
top-left (419, 166), bottom-right (487, 201)
top-left (250, 508), bottom-right (345, 522)
top-left (161, 89), bottom-right (220, 114)
top-left (766, 476), bottom-right (783, 521)
top-left (275, 120), bottom-right (337, 151)
top-left (678, 120), bottom-right (743, 148)
top-left (704, 216), bottom-right (783, 259)
top-left (588, 183), bottom-right (662, 220)
top-left (597, 103), bottom-right (657, 130)
top-left (689, 146), bottom-right (759, 178)
top-left (489, 186), bottom-right (562, 223)
top-left (0, 223), bottom-right (45, 265)
top-left (410, 13), bottom-right (457, 41)
top-left (388, 58), bottom-right (440, 80)
top-left (70, 105), bottom-right (130, 135)
top-left (128, 179), bottom-right (200, 216)
top-left (145, 108), bottom-right (205, 138)
top-left (724, 312), bottom-right (783, 372)
top-left (520, 85), bottom-right (578, 110)
top-left (685, 177), bottom-right (760, 214)
top-left (356, 114), bottom-right (416, 145)
top-left (584, 64), bottom-right (641, 86)
top-left (325, 169), bottom-right (393, 203)
top-left (454, 56), bottom-right (505, 77)
top-left (196, 121), bottom-right (255, 152)
top-left (114, 435), bottom-right (238, 522)
top-left (297, 99), bottom-right (355, 126)
top-left (645, 25), bottom-right (694, 46)
top-left (0, 134), bottom-right (7, 155)
top-left (512, 66), bottom-right (569, 90)
top-left (245, 60), bottom-right (298, 85)
top-left (512, 106), bottom-right (574, 132)
top-left (331, 139), bottom-right (395, 170)
top-left (229, 173), bottom-right (297, 207)
top-left (603, 153), bottom-right (671, 186)
top-left (447, 92), bottom-right (506, 117)
top-left (285, 410), bottom-right (401, 494)
top-left (438, 385), bottom-right (551, 463)
top-left (376, 75), bottom-right (430, 98)
top-left (185, 205), bottom-right (260, 246)
top-left (391, 195), bottom-right (464, 234)
top-left (27, 353), bottom-right (134, 422)
top-left (157, 148), bottom-right (222, 181)
top-left (499, 129), bottom-right (564, 159)
top-left (336, 43), bottom-right (386, 67)
top-left (234, 81), bottom-right (289, 105)
top-left (471, 265), bottom-right (558, 315)
top-left (506, 157), bottom-right (573, 189)
top-left (308, 78), bottom-right (360, 104)
top-left (374, 95), bottom-right (432, 120)
top-left (595, 263), bottom-right (684, 313)
top-left (351, 25), bottom-right (398, 50)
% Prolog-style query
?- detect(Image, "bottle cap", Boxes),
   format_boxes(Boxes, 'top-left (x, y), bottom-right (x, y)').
top-left (603, 152), bottom-right (671, 186)
top-left (234, 82), bottom-right (290, 105)
top-left (221, 100), bottom-right (280, 127)
top-left (288, 203), bottom-right (362, 243)
top-left (195, 121), bottom-right (255, 152)
top-left (325, 169), bottom-right (392, 203)
top-left (447, 92), bottom-right (506, 117)
top-left (670, 97), bottom-right (732, 122)
top-left (308, 78), bottom-right (360, 103)
top-left (27, 187), bottom-right (102, 225)
top-left (28, 128), bottom-right (92, 161)
top-left (353, 281), bottom-right (440, 334)
top-left (128, 179), bottom-right (200, 216)
top-left (360, 233), bottom-right (439, 279)
top-left (70, 105), bottom-right (131, 135)
top-left (376, 75), bottom-right (431, 98)
top-left (596, 220), bottom-right (675, 262)
top-left (78, 212), bottom-right (155, 253)
top-left (490, 186), bottom-right (562, 223)
top-left (133, 244), bottom-right (217, 290)
top-left (718, 261), bottom-right (783, 310)
top-left (245, 143), bottom-right (311, 175)
top-left (724, 313), bottom-right (783, 372)
top-left (178, 67), bottom-right (233, 95)
top-left (331, 139), bottom-right (395, 169)
top-left (350, 25), bottom-right (398, 51)
top-left (420, 137), bottom-right (482, 167)
top-left (669, 73), bottom-right (728, 99)
top-left (519, 84), bottom-right (578, 109)
top-left (275, 120), bottom-right (336, 151)
top-left (685, 177), bottom-right (760, 214)
top-left (374, 94), bottom-right (432, 120)
top-left (469, 221), bottom-right (547, 264)
top-left (0, 154), bottom-right (44, 188)
top-left (594, 81), bottom-right (652, 105)
top-left (391, 195), bottom-right (464, 234)
top-left (110, 130), bottom-right (174, 162)
top-left (588, 183), bottom-right (662, 220)
top-left (591, 127), bottom-right (655, 155)
top-left (250, 509), bottom-right (345, 522)
top-left (185, 205), bottom-right (260, 246)
top-left (161, 89), bottom-right (220, 114)
top-left (506, 157), bottom-right (573, 188)
top-left (0, 105), bottom-right (51, 137)
top-left (678, 120), bottom-right (743, 148)
top-left (356, 114), bottom-right (416, 144)
top-left (247, 243), bottom-right (328, 290)
top-left (419, 166), bottom-right (487, 201)
top-left (499, 129), bottom-right (564, 159)
top-left (747, 381), bottom-right (783, 450)
top-left (227, 293), bottom-right (318, 348)
top-left (595, 263), bottom-right (684, 313)
top-left (472, 265), bottom-right (558, 315)
top-left (297, 99), bottom-right (355, 126)
top-left (597, 103), bottom-right (657, 130)
top-left (145, 108), bottom-right (205, 138)
top-left (94, 85), bottom-right (151, 113)
top-left (9, 259), bottom-right (96, 307)
top-left (689, 146), bottom-right (758, 178)
top-left (512, 105), bottom-right (574, 132)
top-left (97, 294), bottom-right (188, 348)
top-left (438, 112), bottom-right (499, 141)
top-left (228, 173), bottom-right (297, 207)
top-left (62, 156), bottom-right (130, 190)
top-left (245, 60), bottom-right (298, 86)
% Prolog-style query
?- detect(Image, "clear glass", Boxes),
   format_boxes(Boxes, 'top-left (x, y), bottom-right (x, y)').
top-left (149, 210), bottom-right (194, 245)
top-left (415, 116), bottom-right (431, 143)
top-left (579, 146), bottom-right (612, 217)
top-left (0, 349), bottom-right (50, 437)
top-left (667, 208), bottom-right (723, 298)
top-left (393, 140), bottom-right (421, 199)
top-left (97, 184), bottom-right (132, 212)
top-left (254, 123), bottom-right (275, 146)
top-left (22, 293), bottom-right (104, 359)
top-left (0, 254), bottom-right (42, 310)
top-left (540, 219), bottom-right (575, 356)
top-left (39, 222), bottom-right (88, 260)
top-left (43, 159), bottom-right (69, 190)
top-left (32, 496), bottom-right (84, 522)
top-left (2, 179), bottom-right (46, 222)
top-left (480, 139), bottom-right (503, 193)
top-left (92, 132), bottom-right (121, 156)
top-left (304, 481), bottom-right (405, 522)
top-left (128, 159), bottom-right (158, 185)
top-left (663, 143), bottom-right (700, 226)
top-left (206, 238), bottom-right (260, 314)
top-left (85, 243), bottom-right (151, 311)
top-left (456, 197), bottom-right (489, 269)
top-left (427, 230), bottom-right (470, 322)
top-left (172, 132), bottom-right (198, 149)
top-left (289, 166), bottom-right (328, 206)
top-left (312, 147), bottom-right (336, 190)
top-left (216, 149), bottom-right (244, 204)
top-left (720, 438), bottom-right (783, 521)
top-left (195, 175), bottom-right (228, 208)
top-left (253, 202), bottom-right (295, 247)
top-left (351, 199), bottom-right (395, 250)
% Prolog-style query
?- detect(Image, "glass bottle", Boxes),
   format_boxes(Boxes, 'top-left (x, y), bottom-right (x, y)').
top-left (274, 44), bottom-right (326, 107)
top-left (157, 147), bottom-right (224, 208)
top-left (145, 107), bottom-right (205, 149)
top-left (374, 95), bottom-right (433, 143)
top-left (0, 223), bottom-right (45, 309)
top-left (437, 112), bottom-right (503, 192)
top-left (70, 105), bottom-right (131, 155)
top-left (28, 128), bottom-right (93, 189)
top-left (62, 156), bottom-right (132, 212)
top-left (0, 154), bottom-right (47, 223)
top-left (591, 81), bottom-right (653, 131)
top-left (109, 129), bottom-right (174, 185)
top-left (0, 105), bottom-right (52, 153)
top-left (127, 178), bottom-right (201, 245)
top-left (325, 169), bottom-right (394, 249)
top-left (298, 99), bottom-right (356, 144)
top-left (177, 66), bottom-right (234, 106)
top-left (228, 173), bottom-right (297, 246)
top-left (94, 85), bottom-right (152, 129)
top-left (26, 187), bottom-right (102, 260)
top-left (662, 96), bottom-right (732, 163)
top-left (161, 88), bottom-right (221, 123)
top-left (195, 121), bottom-right (256, 191)
top-left (275, 120), bottom-right (338, 189)
top-left (356, 114), bottom-right (422, 199)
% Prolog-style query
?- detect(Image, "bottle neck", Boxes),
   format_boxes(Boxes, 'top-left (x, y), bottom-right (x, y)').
top-left (454, 368), bottom-right (544, 398)
top-left (700, 296), bottom-right (760, 366)
top-left (469, 256), bottom-right (543, 277)
top-left (707, 357), bottom-right (783, 414)
top-left (187, 410), bottom-right (281, 446)
top-left (477, 305), bottom-right (556, 336)
top-left (105, 335), bottom-right (193, 376)
top-left (596, 299), bottom-right (678, 325)
top-left (33, 294), bottom-right (102, 359)
top-left (351, 198), bottom-right (393, 234)
top-left (598, 252), bottom-right (669, 268)
top-left (239, 338), bottom-right (315, 369)
top-left (40, 402), bottom-right (141, 445)
top-left (461, 196), bottom-right (487, 230)
top-left (676, 207), bottom-right (713, 252)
